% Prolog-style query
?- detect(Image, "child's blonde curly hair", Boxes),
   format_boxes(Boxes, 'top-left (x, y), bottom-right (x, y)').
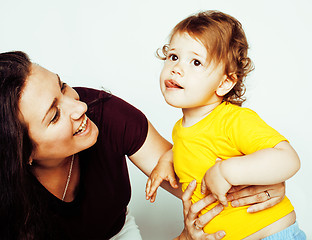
top-left (158, 10), bottom-right (254, 106)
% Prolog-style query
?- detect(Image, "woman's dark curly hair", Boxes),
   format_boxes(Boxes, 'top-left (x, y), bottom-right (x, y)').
top-left (158, 10), bottom-right (254, 106)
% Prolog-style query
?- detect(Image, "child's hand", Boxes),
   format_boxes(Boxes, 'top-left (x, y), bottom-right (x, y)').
top-left (146, 151), bottom-right (178, 203)
top-left (201, 158), bottom-right (232, 206)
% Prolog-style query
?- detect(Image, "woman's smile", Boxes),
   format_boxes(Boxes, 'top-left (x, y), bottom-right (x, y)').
top-left (73, 114), bottom-right (88, 136)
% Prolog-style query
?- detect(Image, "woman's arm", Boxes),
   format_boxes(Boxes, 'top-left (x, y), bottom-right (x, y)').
top-left (129, 120), bottom-right (182, 198)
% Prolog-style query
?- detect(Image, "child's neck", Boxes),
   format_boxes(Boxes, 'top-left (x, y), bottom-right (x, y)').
top-left (182, 101), bottom-right (221, 127)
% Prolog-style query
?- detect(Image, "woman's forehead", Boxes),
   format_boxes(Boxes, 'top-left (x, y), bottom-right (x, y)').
top-left (19, 65), bottom-right (59, 124)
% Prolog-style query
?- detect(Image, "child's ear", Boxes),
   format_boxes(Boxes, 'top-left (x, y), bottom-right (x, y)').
top-left (216, 73), bottom-right (237, 97)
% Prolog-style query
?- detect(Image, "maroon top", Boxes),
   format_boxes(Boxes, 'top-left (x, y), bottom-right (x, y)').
top-left (34, 87), bottom-right (148, 239)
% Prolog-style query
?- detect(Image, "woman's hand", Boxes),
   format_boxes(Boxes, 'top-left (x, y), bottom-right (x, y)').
top-left (175, 180), bottom-right (226, 240)
top-left (226, 182), bottom-right (285, 213)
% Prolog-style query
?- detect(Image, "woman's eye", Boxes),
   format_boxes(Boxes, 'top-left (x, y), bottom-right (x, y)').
top-left (61, 82), bottom-right (67, 92)
top-left (168, 54), bottom-right (178, 61)
top-left (192, 59), bottom-right (202, 66)
top-left (50, 108), bottom-right (60, 124)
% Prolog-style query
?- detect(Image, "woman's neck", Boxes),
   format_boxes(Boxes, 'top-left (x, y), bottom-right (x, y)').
top-left (33, 155), bottom-right (74, 168)
top-left (31, 156), bottom-right (80, 202)
top-left (182, 101), bottom-right (221, 127)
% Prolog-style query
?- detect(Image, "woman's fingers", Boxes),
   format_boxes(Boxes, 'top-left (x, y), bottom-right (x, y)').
top-left (226, 183), bottom-right (285, 213)
top-left (195, 202), bottom-right (223, 228)
top-left (182, 180), bottom-right (197, 217)
top-left (187, 194), bottom-right (218, 221)
top-left (245, 198), bottom-right (279, 213)
top-left (228, 185), bottom-right (272, 201)
top-left (228, 183), bottom-right (285, 201)
top-left (201, 178), bottom-right (207, 195)
top-left (204, 231), bottom-right (226, 240)
top-left (180, 181), bottom-right (226, 240)
top-left (229, 191), bottom-right (271, 207)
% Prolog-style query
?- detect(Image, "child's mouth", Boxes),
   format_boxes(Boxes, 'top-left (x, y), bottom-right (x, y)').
top-left (165, 79), bottom-right (183, 89)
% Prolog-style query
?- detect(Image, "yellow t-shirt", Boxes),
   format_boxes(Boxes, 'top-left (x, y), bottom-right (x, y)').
top-left (172, 102), bottom-right (294, 240)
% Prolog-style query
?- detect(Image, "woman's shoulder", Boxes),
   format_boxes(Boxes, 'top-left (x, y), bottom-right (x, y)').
top-left (74, 87), bottom-right (138, 111)
top-left (74, 87), bottom-right (111, 106)
top-left (74, 87), bottom-right (147, 127)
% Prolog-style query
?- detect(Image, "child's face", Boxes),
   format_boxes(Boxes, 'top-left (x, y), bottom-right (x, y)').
top-left (160, 32), bottom-right (227, 109)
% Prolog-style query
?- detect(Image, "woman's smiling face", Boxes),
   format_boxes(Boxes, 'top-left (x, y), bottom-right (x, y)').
top-left (19, 64), bottom-right (99, 163)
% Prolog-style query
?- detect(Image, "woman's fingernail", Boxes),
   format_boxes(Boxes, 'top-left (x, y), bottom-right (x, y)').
top-left (247, 207), bottom-right (254, 213)
top-left (218, 231), bottom-right (226, 238)
top-left (216, 204), bottom-right (223, 211)
top-left (227, 195), bottom-right (234, 201)
top-left (190, 179), bottom-right (196, 187)
top-left (231, 200), bottom-right (238, 207)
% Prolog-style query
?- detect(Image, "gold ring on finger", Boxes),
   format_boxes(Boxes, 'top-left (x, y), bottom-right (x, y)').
top-left (194, 221), bottom-right (203, 230)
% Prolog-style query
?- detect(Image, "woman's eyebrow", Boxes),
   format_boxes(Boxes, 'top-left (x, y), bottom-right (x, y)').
top-left (57, 74), bottom-right (62, 88)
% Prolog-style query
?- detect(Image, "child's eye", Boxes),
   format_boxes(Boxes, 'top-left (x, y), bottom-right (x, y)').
top-left (50, 107), bottom-right (60, 124)
top-left (192, 59), bottom-right (202, 66)
top-left (168, 54), bottom-right (178, 61)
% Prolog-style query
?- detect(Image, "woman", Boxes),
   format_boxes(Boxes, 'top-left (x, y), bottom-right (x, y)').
top-left (0, 51), bottom-right (285, 240)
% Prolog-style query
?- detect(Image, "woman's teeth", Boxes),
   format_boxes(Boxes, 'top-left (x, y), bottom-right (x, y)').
top-left (73, 115), bottom-right (87, 136)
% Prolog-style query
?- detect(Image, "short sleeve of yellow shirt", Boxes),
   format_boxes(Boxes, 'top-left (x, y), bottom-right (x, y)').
top-left (226, 105), bottom-right (288, 154)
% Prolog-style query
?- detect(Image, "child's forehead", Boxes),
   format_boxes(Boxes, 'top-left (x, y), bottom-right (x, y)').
top-left (170, 32), bottom-right (205, 49)
top-left (171, 31), bottom-right (198, 42)
top-left (169, 31), bottom-right (212, 57)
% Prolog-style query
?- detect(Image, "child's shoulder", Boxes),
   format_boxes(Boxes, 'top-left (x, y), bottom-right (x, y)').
top-left (221, 102), bottom-right (254, 113)
top-left (221, 102), bottom-right (259, 119)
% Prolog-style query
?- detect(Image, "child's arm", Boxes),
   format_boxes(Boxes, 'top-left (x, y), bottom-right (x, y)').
top-left (202, 141), bottom-right (300, 206)
top-left (145, 149), bottom-right (178, 202)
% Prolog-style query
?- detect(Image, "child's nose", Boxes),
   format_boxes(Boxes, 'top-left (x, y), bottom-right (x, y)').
top-left (171, 63), bottom-right (183, 76)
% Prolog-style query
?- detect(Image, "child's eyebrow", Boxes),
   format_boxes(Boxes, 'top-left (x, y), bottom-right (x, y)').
top-left (190, 51), bottom-right (205, 59)
top-left (192, 51), bottom-right (201, 57)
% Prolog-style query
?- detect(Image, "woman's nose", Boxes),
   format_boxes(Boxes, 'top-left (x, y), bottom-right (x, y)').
top-left (66, 97), bottom-right (88, 120)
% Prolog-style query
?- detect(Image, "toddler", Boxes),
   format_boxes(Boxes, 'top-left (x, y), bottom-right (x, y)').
top-left (146, 10), bottom-right (306, 240)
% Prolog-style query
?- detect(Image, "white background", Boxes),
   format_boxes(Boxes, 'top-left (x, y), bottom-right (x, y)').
top-left (1, 0), bottom-right (311, 239)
